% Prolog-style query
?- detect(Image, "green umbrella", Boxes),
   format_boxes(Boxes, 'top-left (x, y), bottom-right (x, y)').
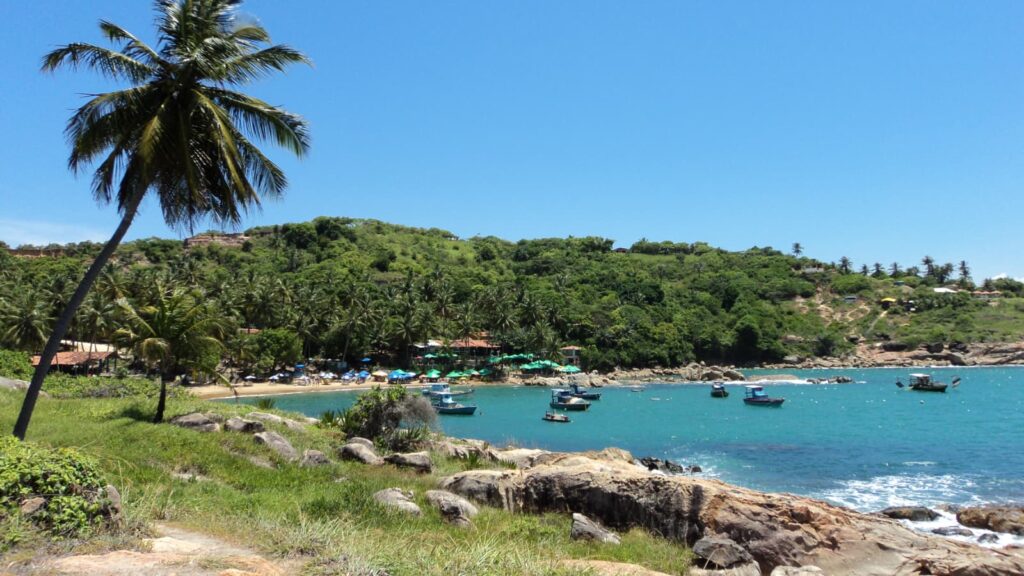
top-left (446, 370), bottom-right (463, 378)
top-left (423, 353), bottom-right (438, 359)
top-left (479, 367), bottom-right (494, 376)
top-left (425, 369), bottom-right (441, 378)
top-left (560, 365), bottom-right (582, 374)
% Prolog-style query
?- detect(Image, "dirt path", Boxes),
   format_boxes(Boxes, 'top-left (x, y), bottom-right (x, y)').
top-left (40, 523), bottom-right (298, 576)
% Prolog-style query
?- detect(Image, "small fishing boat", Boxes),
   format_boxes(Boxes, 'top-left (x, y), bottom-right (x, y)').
top-left (542, 411), bottom-right (571, 423)
top-left (566, 382), bottom-right (602, 400)
top-left (743, 385), bottom-right (784, 406)
top-left (627, 385), bottom-right (646, 392)
top-left (550, 389), bottom-right (591, 411)
top-left (896, 373), bottom-right (957, 393)
top-left (432, 392), bottom-right (477, 415)
top-left (421, 383), bottom-right (474, 397)
top-left (710, 383), bottom-right (729, 398)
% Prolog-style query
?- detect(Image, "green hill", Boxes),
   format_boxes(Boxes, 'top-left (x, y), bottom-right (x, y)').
top-left (3, 216), bottom-right (1024, 368)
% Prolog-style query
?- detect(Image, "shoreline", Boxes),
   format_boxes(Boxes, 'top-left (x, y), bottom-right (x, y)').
top-left (191, 363), bottom-right (1024, 400)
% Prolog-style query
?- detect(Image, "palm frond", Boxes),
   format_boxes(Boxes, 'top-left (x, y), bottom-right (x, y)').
top-left (209, 88), bottom-right (309, 156)
top-left (214, 45), bottom-right (311, 84)
top-left (42, 43), bottom-right (155, 82)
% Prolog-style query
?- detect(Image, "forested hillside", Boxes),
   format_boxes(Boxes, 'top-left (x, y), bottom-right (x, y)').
top-left (3, 217), bottom-right (1024, 370)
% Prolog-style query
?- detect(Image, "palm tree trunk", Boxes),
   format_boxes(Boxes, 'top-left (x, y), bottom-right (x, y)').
top-left (153, 373), bottom-right (171, 423)
top-left (12, 193), bottom-right (143, 440)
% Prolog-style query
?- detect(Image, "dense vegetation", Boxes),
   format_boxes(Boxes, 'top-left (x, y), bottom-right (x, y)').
top-left (3, 217), bottom-right (1024, 373)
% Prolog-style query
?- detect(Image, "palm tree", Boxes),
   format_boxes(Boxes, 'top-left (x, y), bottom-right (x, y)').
top-left (890, 262), bottom-right (902, 277)
top-left (115, 285), bottom-right (228, 423)
top-left (958, 260), bottom-right (972, 287)
top-left (791, 242), bottom-right (803, 257)
top-left (0, 289), bottom-right (53, 352)
top-left (15, 0), bottom-right (310, 439)
top-left (922, 256), bottom-right (935, 278)
top-left (838, 257), bottom-right (852, 274)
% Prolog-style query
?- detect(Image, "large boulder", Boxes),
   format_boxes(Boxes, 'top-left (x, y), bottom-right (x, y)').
top-left (571, 513), bottom-right (620, 545)
top-left (345, 437), bottom-right (375, 449)
top-left (169, 412), bottom-right (221, 433)
top-left (957, 506), bottom-right (1024, 535)
top-left (300, 449), bottom-right (330, 467)
top-left (246, 411), bottom-right (307, 431)
top-left (692, 536), bottom-right (754, 569)
top-left (224, 417), bottom-right (265, 434)
top-left (384, 451), bottom-right (432, 474)
top-left (439, 454), bottom-right (1024, 575)
top-left (426, 490), bottom-right (477, 527)
top-left (373, 488), bottom-right (421, 516)
top-left (932, 526), bottom-right (973, 537)
top-left (722, 369), bottom-right (745, 381)
top-left (338, 442), bottom-right (383, 465)
top-left (253, 431), bottom-right (297, 461)
top-left (879, 506), bottom-right (939, 522)
top-left (493, 448), bottom-right (550, 468)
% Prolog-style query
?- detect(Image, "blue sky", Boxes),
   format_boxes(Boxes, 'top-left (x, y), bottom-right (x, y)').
top-left (1, 1), bottom-right (1021, 280)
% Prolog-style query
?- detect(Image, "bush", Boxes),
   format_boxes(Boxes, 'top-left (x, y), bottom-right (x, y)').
top-left (0, 350), bottom-right (32, 380)
top-left (0, 437), bottom-right (115, 539)
top-left (42, 374), bottom-right (187, 400)
top-left (338, 386), bottom-right (436, 451)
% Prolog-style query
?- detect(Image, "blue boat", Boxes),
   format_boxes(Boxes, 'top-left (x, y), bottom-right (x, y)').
top-left (421, 382), bottom-right (474, 397)
top-left (432, 392), bottom-right (477, 415)
top-left (743, 385), bottom-right (784, 406)
top-left (550, 389), bottom-right (590, 411)
top-left (710, 383), bottom-right (729, 398)
top-left (566, 382), bottom-right (601, 400)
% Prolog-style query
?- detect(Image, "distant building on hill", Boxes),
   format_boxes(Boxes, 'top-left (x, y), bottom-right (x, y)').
top-left (183, 232), bottom-right (249, 250)
top-left (7, 247), bottom-right (65, 258)
top-left (971, 290), bottom-right (1002, 300)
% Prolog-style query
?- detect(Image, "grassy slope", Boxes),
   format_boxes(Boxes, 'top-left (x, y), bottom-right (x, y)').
top-left (0, 390), bottom-right (691, 575)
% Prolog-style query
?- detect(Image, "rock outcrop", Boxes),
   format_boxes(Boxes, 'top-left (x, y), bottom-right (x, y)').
top-left (692, 536), bottom-right (754, 569)
top-left (300, 449), bottom-right (330, 467)
top-left (439, 450), bottom-right (1024, 575)
top-left (957, 506), bottom-right (1024, 535)
top-left (373, 488), bottom-right (421, 516)
top-left (338, 442), bottom-right (383, 465)
top-left (253, 431), bottom-right (297, 461)
top-left (225, 417), bottom-right (265, 434)
top-left (879, 506), bottom-right (939, 522)
top-left (384, 451), bottom-right (432, 473)
top-left (570, 512), bottom-right (620, 544)
top-left (169, 412), bottom-right (221, 433)
top-left (426, 489), bottom-right (477, 527)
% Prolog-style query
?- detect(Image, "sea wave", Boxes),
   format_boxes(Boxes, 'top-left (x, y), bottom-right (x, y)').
top-left (816, 473), bottom-right (983, 511)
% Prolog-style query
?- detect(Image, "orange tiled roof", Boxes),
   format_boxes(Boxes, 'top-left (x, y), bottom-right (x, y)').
top-left (449, 338), bottom-right (498, 349)
top-left (31, 351), bottom-right (115, 367)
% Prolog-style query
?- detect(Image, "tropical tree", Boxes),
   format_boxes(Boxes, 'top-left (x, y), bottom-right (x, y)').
top-left (791, 242), bottom-right (803, 257)
top-left (922, 256), bottom-right (935, 278)
top-left (0, 289), bottom-right (53, 352)
top-left (838, 257), bottom-right (852, 275)
top-left (890, 262), bottom-right (901, 277)
top-left (958, 260), bottom-right (972, 287)
top-left (15, 0), bottom-right (310, 439)
top-left (115, 285), bottom-right (229, 423)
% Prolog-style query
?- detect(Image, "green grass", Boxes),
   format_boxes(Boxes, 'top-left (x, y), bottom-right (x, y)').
top-left (0, 390), bottom-right (691, 575)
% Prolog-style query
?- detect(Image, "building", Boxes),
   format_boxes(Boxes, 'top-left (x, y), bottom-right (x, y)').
top-left (971, 291), bottom-right (1002, 301)
top-left (449, 336), bottom-right (499, 366)
top-left (559, 345), bottom-right (582, 366)
top-left (31, 350), bottom-right (117, 375)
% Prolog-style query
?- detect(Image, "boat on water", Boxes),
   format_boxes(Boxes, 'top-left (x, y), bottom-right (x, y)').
top-left (566, 382), bottom-right (602, 400)
top-left (710, 383), bottom-right (729, 398)
top-left (627, 385), bottom-right (646, 392)
top-left (743, 385), bottom-right (785, 406)
top-left (550, 389), bottom-right (591, 411)
top-left (432, 392), bottom-right (477, 415)
top-left (542, 411), bottom-right (571, 423)
top-left (421, 382), bottom-right (474, 397)
top-left (896, 373), bottom-right (958, 393)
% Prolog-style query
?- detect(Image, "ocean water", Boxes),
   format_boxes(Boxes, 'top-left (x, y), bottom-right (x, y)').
top-left (227, 367), bottom-right (1024, 517)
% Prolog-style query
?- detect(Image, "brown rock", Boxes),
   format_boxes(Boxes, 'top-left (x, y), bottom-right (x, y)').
top-left (338, 442), bottom-right (383, 465)
top-left (384, 451), bottom-right (432, 473)
top-left (253, 431), bottom-right (297, 461)
top-left (957, 506), bottom-right (1024, 535)
top-left (19, 497), bottom-right (46, 516)
top-left (571, 512), bottom-right (621, 544)
top-left (373, 488), bottom-right (421, 516)
top-left (169, 412), bottom-right (221, 432)
top-left (225, 417), bottom-right (265, 434)
top-left (300, 449), bottom-right (330, 467)
top-left (439, 455), bottom-right (1024, 575)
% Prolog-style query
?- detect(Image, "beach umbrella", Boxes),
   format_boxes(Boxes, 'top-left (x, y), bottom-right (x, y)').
top-left (446, 370), bottom-right (463, 378)
top-left (372, 370), bottom-right (388, 377)
top-left (425, 369), bottom-right (441, 378)
top-left (467, 369), bottom-right (480, 376)
top-left (479, 367), bottom-right (494, 377)
top-left (560, 365), bottom-right (582, 374)
top-left (423, 353), bottom-right (438, 359)
top-left (358, 370), bottom-right (370, 378)
top-left (361, 357), bottom-right (372, 363)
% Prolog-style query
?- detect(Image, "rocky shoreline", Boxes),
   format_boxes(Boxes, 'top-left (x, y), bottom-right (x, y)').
top-left (429, 437), bottom-right (1024, 575)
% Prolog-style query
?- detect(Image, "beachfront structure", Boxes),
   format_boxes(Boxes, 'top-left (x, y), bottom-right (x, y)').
top-left (559, 345), bottom-right (582, 366)
top-left (31, 350), bottom-right (117, 375)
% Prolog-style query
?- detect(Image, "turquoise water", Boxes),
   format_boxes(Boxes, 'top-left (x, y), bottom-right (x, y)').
top-left (227, 367), bottom-right (1024, 512)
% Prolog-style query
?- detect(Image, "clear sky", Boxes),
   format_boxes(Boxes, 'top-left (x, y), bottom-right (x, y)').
top-left (1, 1), bottom-right (1021, 280)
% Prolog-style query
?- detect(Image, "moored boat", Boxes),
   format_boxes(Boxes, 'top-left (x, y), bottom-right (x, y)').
top-left (710, 383), bottom-right (729, 398)
top-left (421, 382), bottom-right (474, 397)
top-left (896, 373), bottom-right (956, 393)
top-left (567, 382), bottom-right (601, 400)
top-left (743, 385), bottom-right (784, 406)
top-left (542, 411), bottom-right (571, 423)
top-left (432, 392), bottom-right (477, 415)
top-left (550, 389), bottom-right (591, 411)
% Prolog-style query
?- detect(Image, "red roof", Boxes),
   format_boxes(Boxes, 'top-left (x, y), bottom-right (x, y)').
top-left (32, 351), bottom-right (116, 367)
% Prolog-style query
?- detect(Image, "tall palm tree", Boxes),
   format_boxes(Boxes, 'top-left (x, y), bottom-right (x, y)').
top-left (0, 289), bottom-right (53, 352)
top-left (115, 285), bottom-right (229, 423)
top-left (15, 0), bottom-right (310, 439)
top-left (838, 257), bottom-right (852, 275)
top-left (791, 242), bottom-right (803, 257)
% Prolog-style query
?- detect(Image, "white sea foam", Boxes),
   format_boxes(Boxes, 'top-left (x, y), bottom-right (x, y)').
top-left (817, 473), bottom-right (982, 511)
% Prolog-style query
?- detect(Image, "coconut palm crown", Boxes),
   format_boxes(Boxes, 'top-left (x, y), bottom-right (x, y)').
top-left (14, 0), bottom-right (310, 439)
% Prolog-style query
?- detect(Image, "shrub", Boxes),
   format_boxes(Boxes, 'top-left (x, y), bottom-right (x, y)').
top-left (42, 374), bottom-right (187, 400)
top-left (339, 386), bottom-right (436, 450)
top-left (254, 397), bottom-right (277, 410)
top-left (0, 437), bottom-right (114, 538)
top-left (0, 350), bottom-right (32, 380)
